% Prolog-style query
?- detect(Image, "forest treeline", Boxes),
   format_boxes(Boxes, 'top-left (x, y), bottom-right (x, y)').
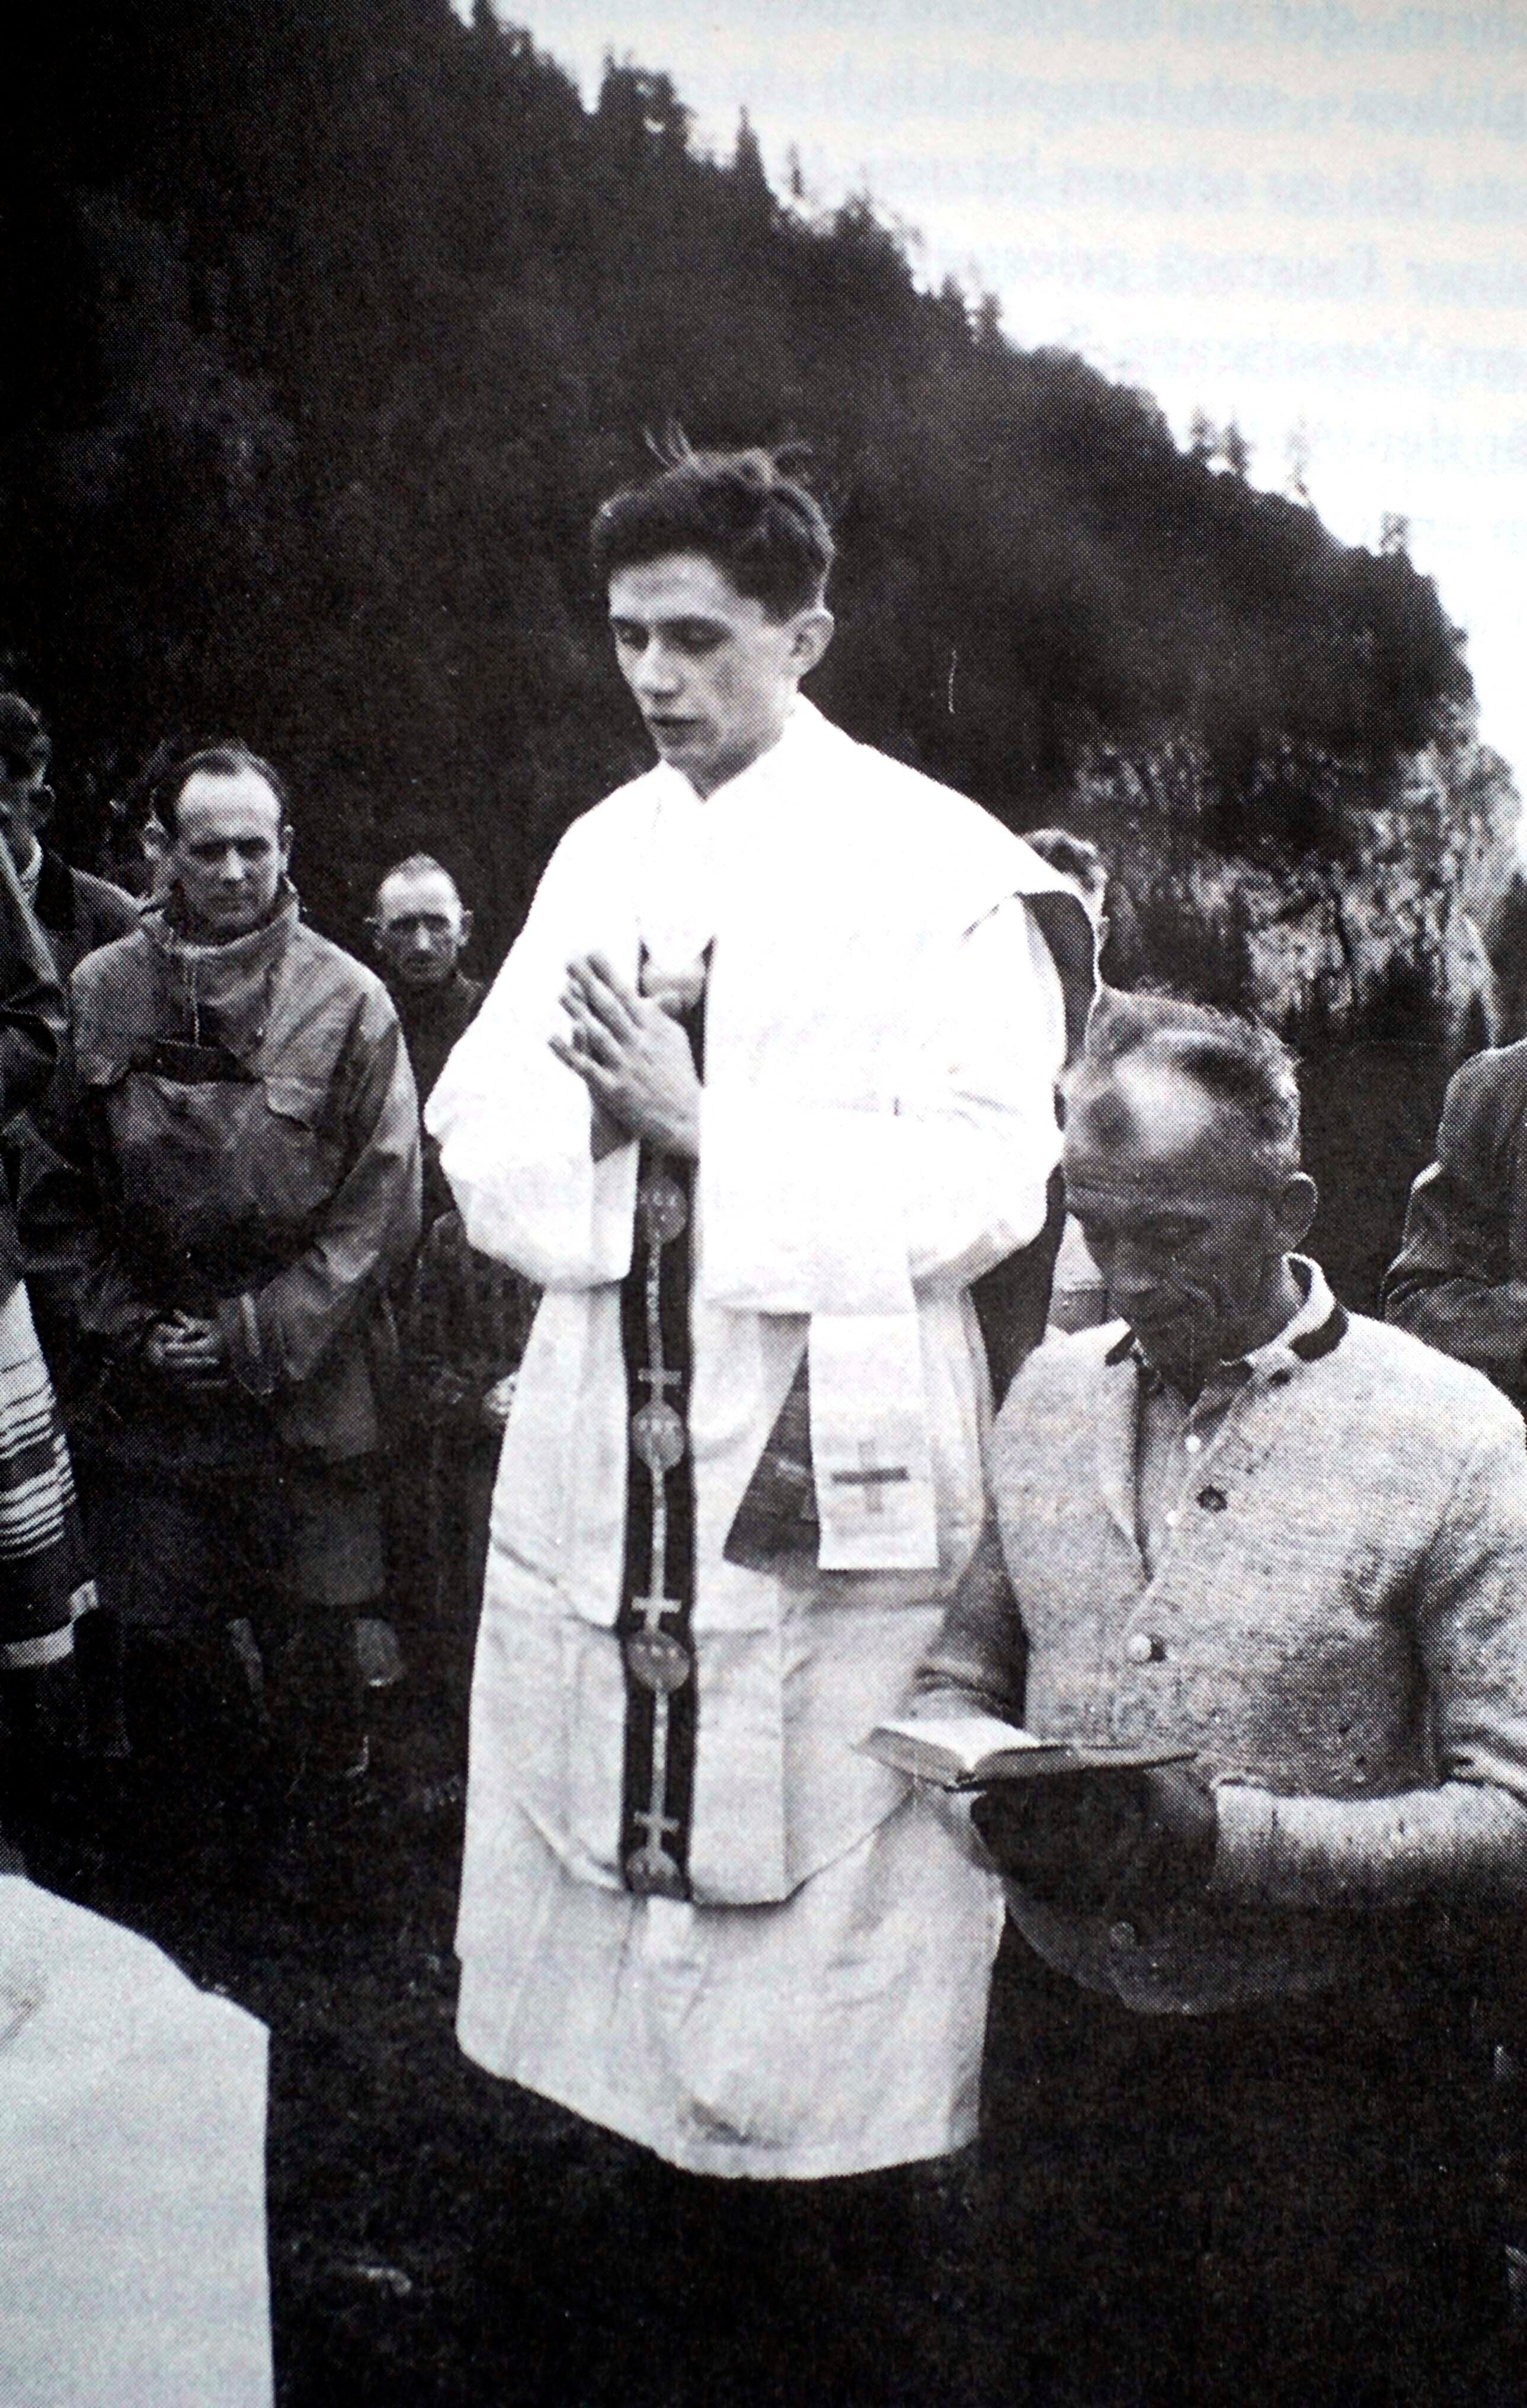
top-left (2, 0), bottom-right (1510, 997)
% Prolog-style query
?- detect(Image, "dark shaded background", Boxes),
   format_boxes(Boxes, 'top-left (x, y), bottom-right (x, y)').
top-left (3, 0), bottom-right (1477, 980)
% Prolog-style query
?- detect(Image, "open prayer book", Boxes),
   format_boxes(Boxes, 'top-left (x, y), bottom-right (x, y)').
top-left (859, 1713), bottom-right (1194, 1791)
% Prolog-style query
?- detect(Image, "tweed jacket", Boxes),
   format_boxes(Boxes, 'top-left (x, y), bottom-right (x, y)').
top-left (1382, 1039), bottom-right (1527, 1410)
top-left (917, 1264), bottom-right (1527, 2012)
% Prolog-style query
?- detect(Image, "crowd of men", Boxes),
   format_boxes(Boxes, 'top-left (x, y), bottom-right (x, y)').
top-left (3, 444), bottom-right (1527, 2404)
top-left (0, 721), bottom-right (530, 1866)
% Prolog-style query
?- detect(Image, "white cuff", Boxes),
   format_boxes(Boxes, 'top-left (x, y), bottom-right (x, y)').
top-left (0, 1626), bottom-right (76, 1671)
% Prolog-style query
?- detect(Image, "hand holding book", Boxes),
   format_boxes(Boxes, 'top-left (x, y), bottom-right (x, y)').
top-left (857, 1712), bottom-right (1210, 1915)
top-left (972, 1761), bottom-right (1217, 1916)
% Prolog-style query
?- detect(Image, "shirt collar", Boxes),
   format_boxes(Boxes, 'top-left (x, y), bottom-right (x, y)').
top-left (1105, 1255), bottom-right (1347, 1392)
top-left (13, 835), bottom-right (42, 905)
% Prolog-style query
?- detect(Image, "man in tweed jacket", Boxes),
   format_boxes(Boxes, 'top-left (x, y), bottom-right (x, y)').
top-left (915, 994), bottom-right (1527, 2408)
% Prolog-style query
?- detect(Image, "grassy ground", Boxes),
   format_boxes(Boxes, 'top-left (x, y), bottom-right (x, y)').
top-left (25, 1670), bottom-right (1526, 2408)
top-left (24, 1667), bottom-right (1027, 2407)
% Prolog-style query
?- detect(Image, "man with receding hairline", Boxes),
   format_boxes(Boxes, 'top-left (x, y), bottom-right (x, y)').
top-left (19, 744), bottom-right (420, 1850)
top-left (369, 853), bottom-right (481, 1229)
top-left (914, 991), bottom-right (1524, 2407)
top-left (369, 855), bottom-right (479, 1088)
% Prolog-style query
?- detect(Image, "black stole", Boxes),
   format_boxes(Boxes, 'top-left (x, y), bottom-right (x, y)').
top-left (616, 982), bottom-right (704, 1898)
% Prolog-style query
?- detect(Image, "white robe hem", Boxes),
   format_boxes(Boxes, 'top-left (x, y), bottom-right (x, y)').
top-left (453, 2016), bottom-right (981, 2182)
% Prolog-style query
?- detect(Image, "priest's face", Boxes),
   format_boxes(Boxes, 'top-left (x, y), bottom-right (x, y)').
top-left (607, 553), bottom-right (833, 799)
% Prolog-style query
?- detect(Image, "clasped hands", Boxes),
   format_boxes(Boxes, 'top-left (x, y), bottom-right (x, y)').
top-left (550, 953), bottom-right (702, 1160)
top-left (143, 1308), bottom-right (229, 1389)
top-left (971, 1763), bottom-right (1218, 1918)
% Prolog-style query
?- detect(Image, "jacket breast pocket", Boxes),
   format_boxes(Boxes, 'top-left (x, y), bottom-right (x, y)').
top-left (261, 1073), bottom-right (326, 1127)
top-left (241, 1075), bottom-right (341, 1228)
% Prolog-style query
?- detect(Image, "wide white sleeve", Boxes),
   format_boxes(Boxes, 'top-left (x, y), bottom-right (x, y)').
top-left (699, 894), bottom-right (1065, 1314)
top-left (425, 832), bottom-right (639, 1290)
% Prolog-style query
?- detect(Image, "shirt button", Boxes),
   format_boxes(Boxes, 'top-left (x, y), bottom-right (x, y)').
top-left (1108, 1920), bottom-right (1138, 1952)
top-left (1125, 1631), bottom-right (1164, 1664)
top-left (1183, 1434), bottom-right (1202, 1455)
top-left (1164, 1510), bottom-right (1179, 1529)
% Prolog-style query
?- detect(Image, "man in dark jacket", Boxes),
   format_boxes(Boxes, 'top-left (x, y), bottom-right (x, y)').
top-left (367, 854), bottom-right (485, 1729)
top-left (20, 744), bottom-right (420, 1840)
top-left (0, 696), bottom-right (139, 981)
top-left (369, 853), bottom-right (481, 1227)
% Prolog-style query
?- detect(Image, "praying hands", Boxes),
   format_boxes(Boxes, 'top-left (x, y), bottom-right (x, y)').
top-left (144, 1309), bottom-right (231, 1389)
top-left (551, 951), bottom-right (702, 1160)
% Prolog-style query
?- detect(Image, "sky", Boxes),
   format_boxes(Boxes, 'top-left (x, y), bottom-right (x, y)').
top-left (509, 0), bottom-right (1527, 792)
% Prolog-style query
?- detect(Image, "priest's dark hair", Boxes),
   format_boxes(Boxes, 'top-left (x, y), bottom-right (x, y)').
top-left (1071, 991), bottom-right (1301, 1181)
top-left (592, 438), bottom-right (834, 620)
top-left (155, 743), bottom-right (291, 835)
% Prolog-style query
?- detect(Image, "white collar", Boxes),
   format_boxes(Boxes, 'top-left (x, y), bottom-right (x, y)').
top-left (14, 837), bottom-right (41, 904)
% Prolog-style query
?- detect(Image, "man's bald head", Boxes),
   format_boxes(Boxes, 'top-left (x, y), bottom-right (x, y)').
top-left (1062, 997), bottom-right (1315, 1389)
top-left (1066, 995), bottom-right (1303, 1192)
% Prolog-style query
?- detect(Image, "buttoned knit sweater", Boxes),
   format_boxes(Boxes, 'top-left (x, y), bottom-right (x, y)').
top-left (917, 1261), bottom-right (1527, 2013)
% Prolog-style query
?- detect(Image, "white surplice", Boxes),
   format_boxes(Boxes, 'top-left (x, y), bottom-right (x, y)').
top-left (428, 698), bottom-right (1077, 2176)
